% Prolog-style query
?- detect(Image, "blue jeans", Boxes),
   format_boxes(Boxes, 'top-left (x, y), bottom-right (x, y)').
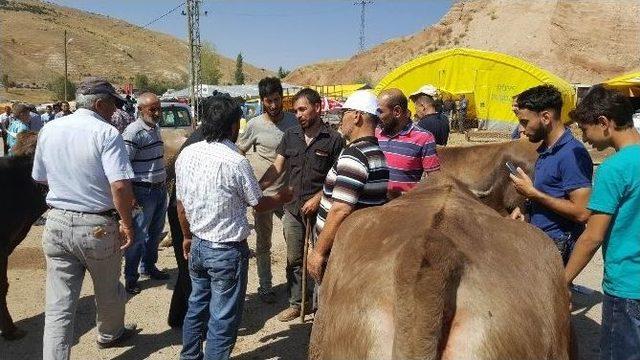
top-left (125, 185), bottom-right (167, 283)
top-left (551, 232), bottom-right (575, 266)
top-left (181, 238), bottom-right (249, 360)
top-left (600, 293), bottom-right (640, 360)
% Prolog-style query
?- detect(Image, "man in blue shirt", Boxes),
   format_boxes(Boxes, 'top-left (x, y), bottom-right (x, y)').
top-left (41, 105), bottom-right (56, 124)
top-left (565, 85), bottom-right (640, 360)
top-left (6, 103), bottom-right (31, 154)
top-left (509, 85), bottom-right (592, 264)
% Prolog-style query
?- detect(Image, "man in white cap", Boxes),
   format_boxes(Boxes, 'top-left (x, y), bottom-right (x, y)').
top-left (410, 84), bottom-right (450, 146)
top-left (307, 90), bottom-right (389, 284)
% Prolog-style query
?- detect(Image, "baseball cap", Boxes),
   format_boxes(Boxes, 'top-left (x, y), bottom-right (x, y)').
top-left (77, 77), bottom-right (126, 107)
top-left (410, 84), bottom-right (438, 99)
top-left (339, 90), bottom-right (379, 116)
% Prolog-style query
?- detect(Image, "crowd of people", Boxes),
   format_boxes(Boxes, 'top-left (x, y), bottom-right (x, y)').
top-left (0, 73), bottom-right (636, 360)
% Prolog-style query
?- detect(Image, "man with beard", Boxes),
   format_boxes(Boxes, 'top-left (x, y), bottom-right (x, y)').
top-left (122, 93), bottom-right (170, 295)
top-left (376, 88), bottom-right (440, 199)
top-left (236, 77), bottom-right (298, 303)
top-left (509, 85), bottom-right (592, 265)
top-left (260, 88), bottom-right (344, 322)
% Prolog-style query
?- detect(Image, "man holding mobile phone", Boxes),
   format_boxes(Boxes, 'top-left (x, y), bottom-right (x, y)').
top-left (508, 85), bottom-right (593, 265)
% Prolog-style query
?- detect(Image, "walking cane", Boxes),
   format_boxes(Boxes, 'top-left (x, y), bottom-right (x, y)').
top-left (301, 216), bottom-right (311, 323)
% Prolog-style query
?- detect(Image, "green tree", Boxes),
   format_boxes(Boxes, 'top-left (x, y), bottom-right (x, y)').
top-left (47, 75), bottom-right (76, 101)
top-left (1, 74), bottom-right (8, 87)
top-left (234, 52), bottom-right (245, 85)
top-left (277, 66), bottom-right (290, 79)
top-left (201, 42), bottom-right (222, 85)
top-left (134, 74), bottom-right (150, 91)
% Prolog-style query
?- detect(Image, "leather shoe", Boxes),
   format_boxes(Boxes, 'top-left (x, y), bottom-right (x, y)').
top-left (140, 269), bottom-right (170, 280)
top-left (96, 323), bottom-right (137, 349)
top-left (125, 282), bottom-right (141, 295)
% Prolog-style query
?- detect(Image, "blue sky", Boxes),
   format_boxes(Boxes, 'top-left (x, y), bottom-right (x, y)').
top-left (49, 0), bottom-right (452, 71)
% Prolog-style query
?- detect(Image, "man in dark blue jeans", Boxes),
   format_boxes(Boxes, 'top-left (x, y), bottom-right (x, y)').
top-left (565, 85), bottom-right (640, 360)
top-left (508, 85), bottom-right (592, 265)
top-left (175, 95), bottom-right (291, 360)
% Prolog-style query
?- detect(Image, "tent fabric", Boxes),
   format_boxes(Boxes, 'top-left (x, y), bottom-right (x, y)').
top-left (603, 71), bottom-right (640, 87)
top-left (374, 48), bottom-right (576, 131)
top-left (603, 71), bottom-right (640, 97)
top-left (308, 84), bottom-right (367, 99)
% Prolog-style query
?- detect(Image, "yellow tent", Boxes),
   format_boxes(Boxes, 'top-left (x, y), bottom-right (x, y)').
top-left (308, 84), bottom-right (368, 100)
top-left (603, 71), bottom-right (640, 96)
top-left (375, 48), bottom-right (576, 131)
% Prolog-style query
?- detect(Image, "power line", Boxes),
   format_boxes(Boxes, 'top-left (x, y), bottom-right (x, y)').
top-left (142, 1), bottom-right (186, 28)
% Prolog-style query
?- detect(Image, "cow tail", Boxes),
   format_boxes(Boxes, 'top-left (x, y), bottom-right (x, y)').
top-left (391, 229), bottom-right (465, 360)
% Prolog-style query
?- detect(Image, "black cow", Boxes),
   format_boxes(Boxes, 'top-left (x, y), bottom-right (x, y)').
top-left (0, 132), bottom-right (47, 340)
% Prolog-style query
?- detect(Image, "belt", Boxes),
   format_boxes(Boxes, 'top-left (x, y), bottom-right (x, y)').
top-left (50, 207), bottom-right (119, 218)
top-left (133, 181), bottom-right (166, 189)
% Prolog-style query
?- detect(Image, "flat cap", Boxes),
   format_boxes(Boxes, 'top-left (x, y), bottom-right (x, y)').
top-left (77, 77), bottom-right (126, 106)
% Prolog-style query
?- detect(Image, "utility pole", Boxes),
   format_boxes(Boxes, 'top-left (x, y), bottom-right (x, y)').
top-left (185, 0), bottom-right (203, 126)
top-left (64, 30), bottom-right (68, 101)
top-left (354, 0), bottom-right (373, 53)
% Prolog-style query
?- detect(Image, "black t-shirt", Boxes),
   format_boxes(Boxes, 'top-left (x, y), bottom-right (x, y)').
top-left (417, 113), bottom-right (450, 146)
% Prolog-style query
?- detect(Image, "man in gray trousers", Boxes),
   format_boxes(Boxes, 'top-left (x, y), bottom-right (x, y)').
top-left (32, 77), bottom-right (138, 359)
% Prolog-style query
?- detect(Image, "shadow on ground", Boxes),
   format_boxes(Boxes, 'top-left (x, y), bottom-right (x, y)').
top-left (571, 288), bottom-right (602, 360)
top-left (2, 295), bottom-right (98, 359)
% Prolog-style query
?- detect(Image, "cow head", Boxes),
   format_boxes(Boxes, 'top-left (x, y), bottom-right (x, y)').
top-left (12, 131), bottom-right (38, 157)
top-left (437, 140), bottom-right (539, 216)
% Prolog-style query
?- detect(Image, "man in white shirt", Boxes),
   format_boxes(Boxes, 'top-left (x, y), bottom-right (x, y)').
top-left (32, 77), bottom-right (138, 359)
top-left (176, 95), bottom-right (291, 360)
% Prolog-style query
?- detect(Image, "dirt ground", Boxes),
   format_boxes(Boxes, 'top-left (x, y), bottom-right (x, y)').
top-left (2, 134), bottom-right (606, 359)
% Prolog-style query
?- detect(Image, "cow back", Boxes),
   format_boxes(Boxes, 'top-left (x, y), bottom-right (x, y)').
top-left (310, 181), bottom-right (570, 360)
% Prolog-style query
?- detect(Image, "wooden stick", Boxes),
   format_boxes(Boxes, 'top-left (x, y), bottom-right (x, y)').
top-left (301, 216), bottom-right (311, 323)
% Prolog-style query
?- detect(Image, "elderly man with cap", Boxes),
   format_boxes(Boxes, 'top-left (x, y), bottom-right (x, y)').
top-left (32, 77), bottom-right (138, 359)
top-left (307, 90), bottom-right (389, 285)
top-left (376, 88), bottom-right (440, 199)
top-left (410, 85), bottom-right (450, 146)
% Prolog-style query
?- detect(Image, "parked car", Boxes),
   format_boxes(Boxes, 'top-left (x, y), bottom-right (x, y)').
top-left (160, 102), bottom-right (193, 164)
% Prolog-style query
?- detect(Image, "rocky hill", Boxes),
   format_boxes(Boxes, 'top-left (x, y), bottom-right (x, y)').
top-left (0, 0), bottom-right (273, 87)
top-left (286, 0), bottom-right (640, 85)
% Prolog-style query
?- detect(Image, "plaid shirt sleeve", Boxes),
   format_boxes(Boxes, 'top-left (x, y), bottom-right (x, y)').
top-left (421, 134), bottom-right (441, 173)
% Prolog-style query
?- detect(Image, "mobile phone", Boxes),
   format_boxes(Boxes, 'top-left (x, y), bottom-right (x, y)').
top-left (505, 161), bottom-right (518, 176)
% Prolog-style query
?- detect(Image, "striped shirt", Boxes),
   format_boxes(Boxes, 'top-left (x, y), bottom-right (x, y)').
top-left (314, 136), bottom-right (388, 237)
top-left (122, 118), bottom-right (166, 183)
top-left (375, 122), bottom-right (440, 192)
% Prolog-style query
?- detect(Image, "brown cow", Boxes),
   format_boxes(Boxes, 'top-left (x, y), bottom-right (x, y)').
top-left (309, 140), bottom-right (571, 360)
top-left (438, 139), bottom-right (539, 215)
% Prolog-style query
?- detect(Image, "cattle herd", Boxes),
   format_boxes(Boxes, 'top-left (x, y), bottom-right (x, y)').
top-left (1, 134), bottom-right (574, 358)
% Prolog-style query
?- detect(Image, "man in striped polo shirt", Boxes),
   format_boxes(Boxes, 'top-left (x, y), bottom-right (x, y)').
top-left (122, 92), bottom-right (169, 294)
top-left (307, 90), bottom-right (389, 284)
top-left (376, 89), bottom-right (440, 198)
